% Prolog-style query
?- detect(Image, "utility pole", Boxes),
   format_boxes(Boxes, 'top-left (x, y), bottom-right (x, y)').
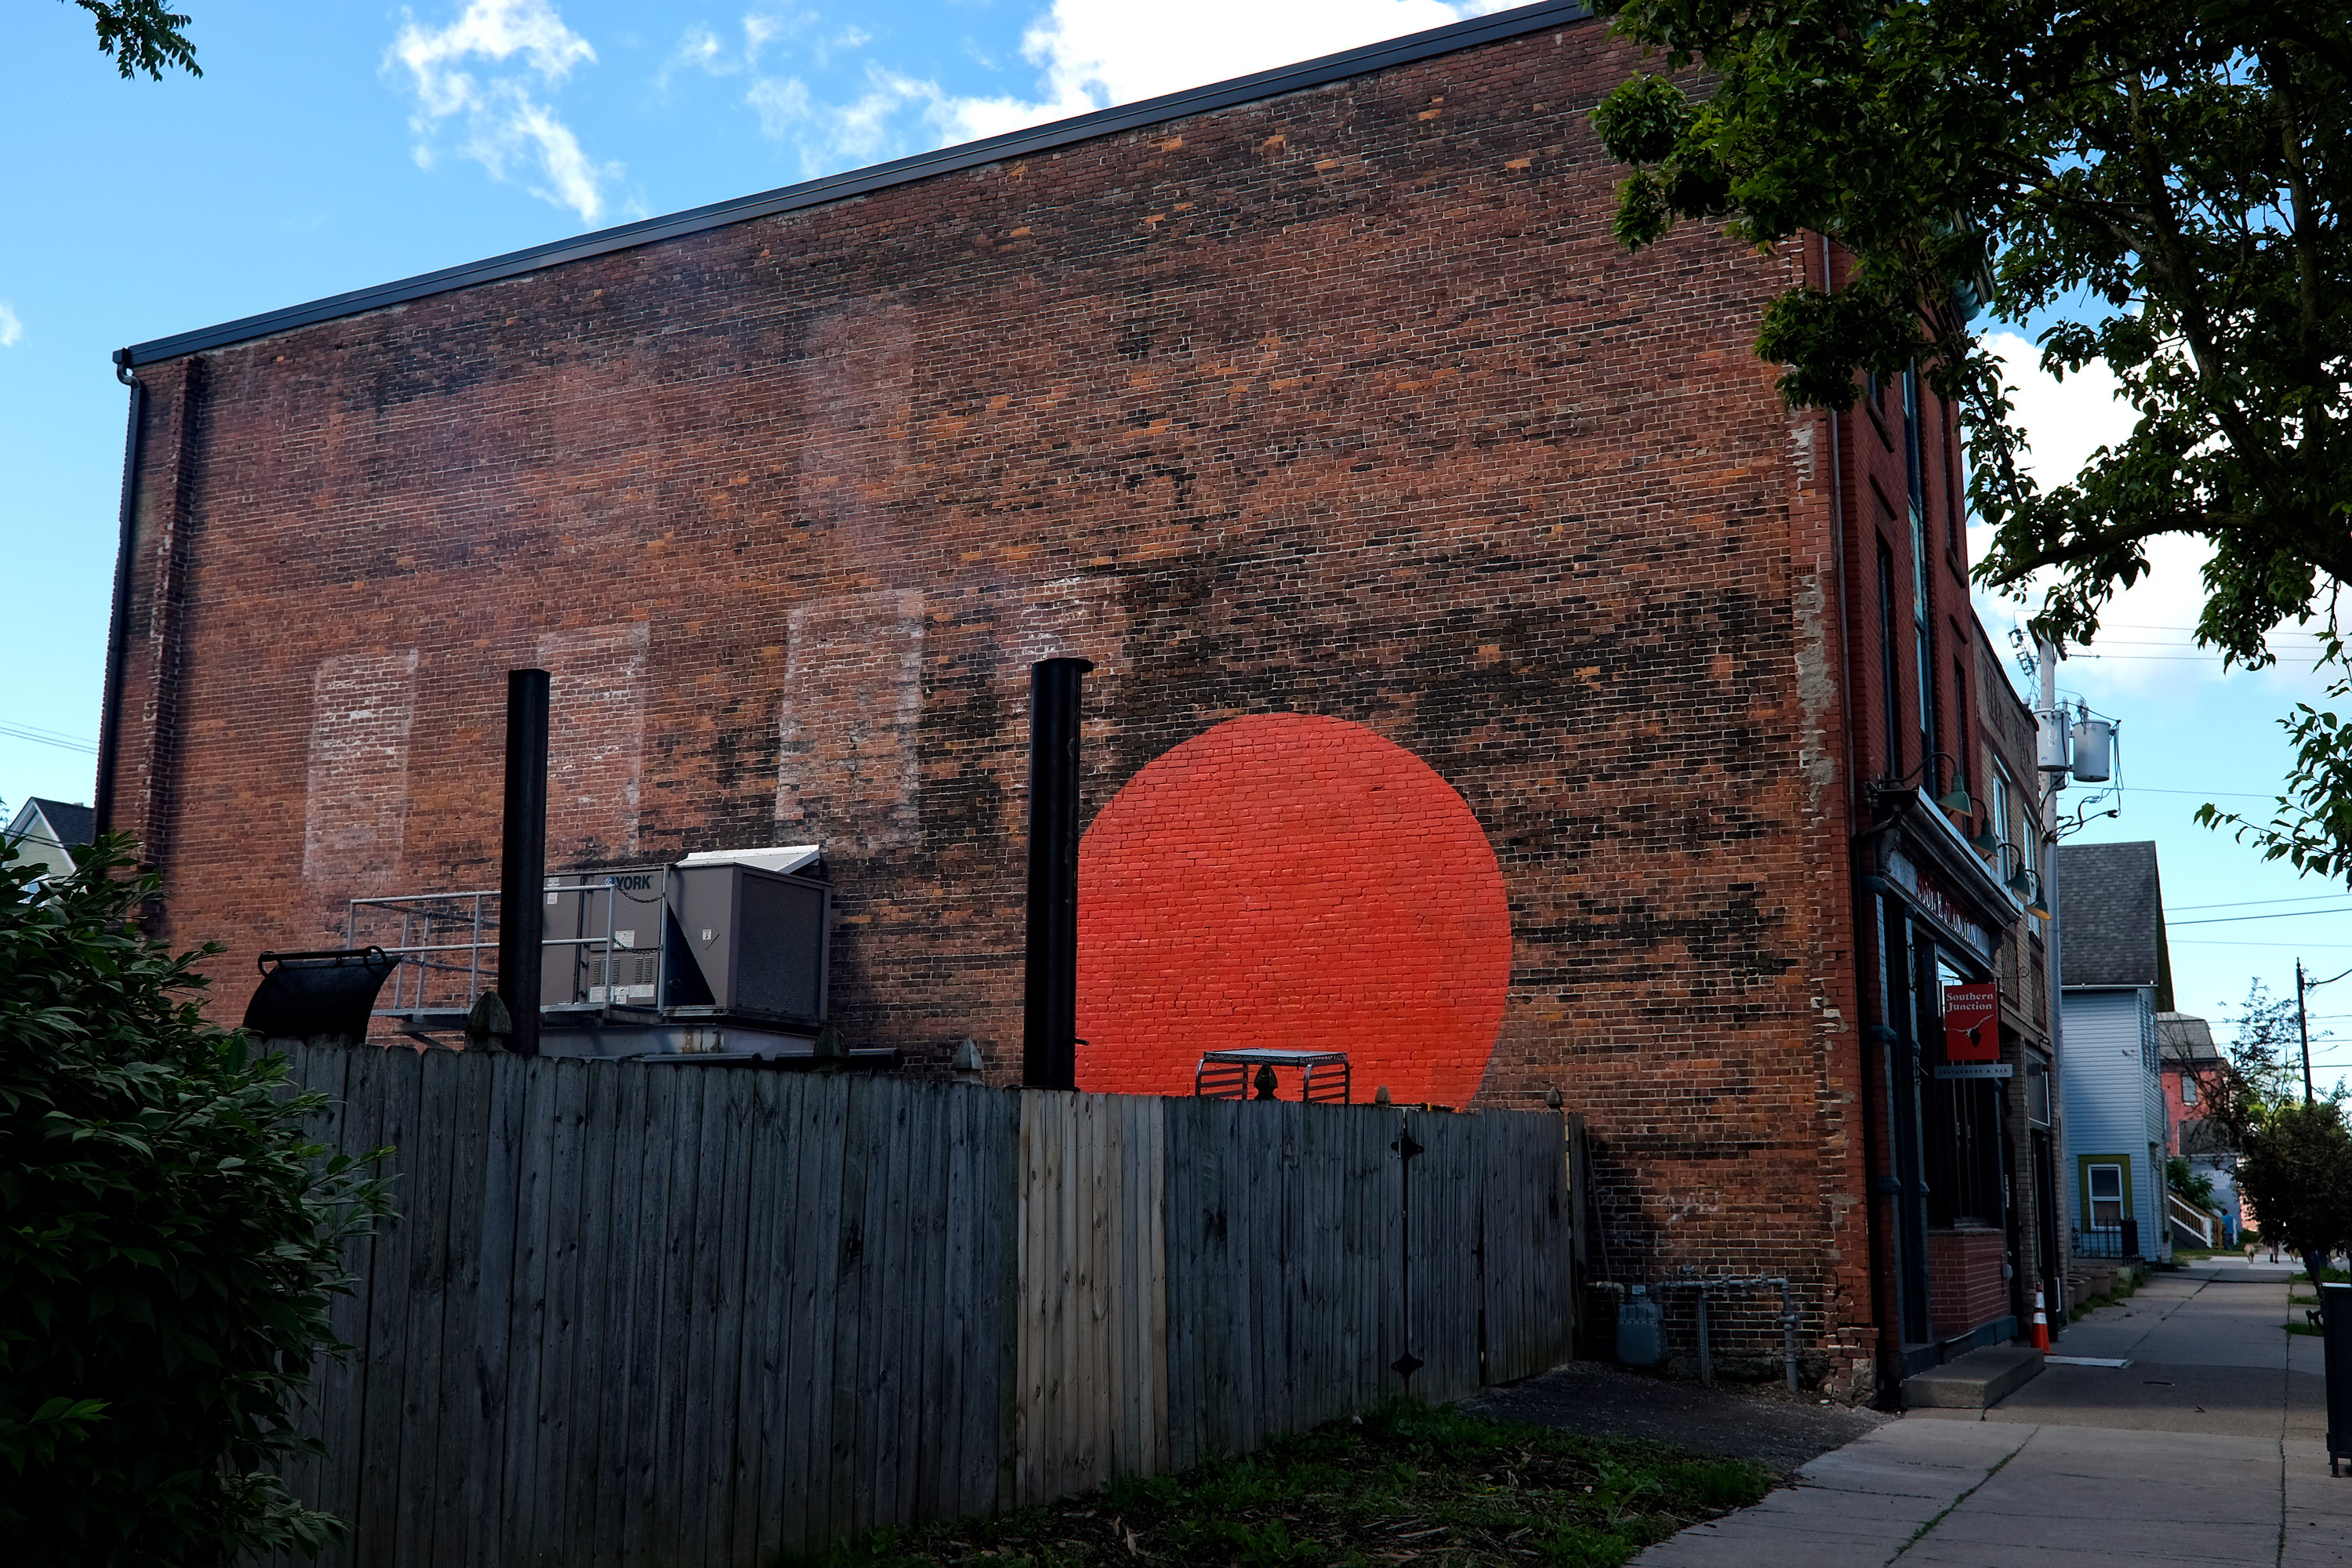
top-left (2298, 958), bottom-right (2316, 1103)
top-left (2037, 637), bottom-right (2071, 1324)
top-left (2038, 638), bottom-right (2066, 1040)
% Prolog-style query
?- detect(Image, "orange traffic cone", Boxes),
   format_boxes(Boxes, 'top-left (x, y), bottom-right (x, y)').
top-left (2030, 1288), bottom-right (2052, 1351)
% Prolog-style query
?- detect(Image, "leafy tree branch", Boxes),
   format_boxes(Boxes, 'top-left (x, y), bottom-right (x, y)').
top-left (66, 0), bottom-right (198, 81)
top-left (1589, 2), bottom-right (2352, 873)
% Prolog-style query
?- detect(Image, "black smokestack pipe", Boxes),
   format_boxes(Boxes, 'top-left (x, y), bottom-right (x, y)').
top-left (498, 669), bottom-right (551, 1057)
top-left (1023, 657), bottom-right (1093, 1089)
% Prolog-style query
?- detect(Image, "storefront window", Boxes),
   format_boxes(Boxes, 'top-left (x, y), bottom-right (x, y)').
top-left (1925, 953), bottom-right (2005, 1227)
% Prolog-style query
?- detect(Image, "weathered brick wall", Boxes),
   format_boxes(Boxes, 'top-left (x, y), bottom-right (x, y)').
top-left (1831, 316), bottom-right (1983, 816)
top-left (1926, 1227), bottom-right (2009, 1339)
top-left (108, 17), bottom-right (1882, 1379)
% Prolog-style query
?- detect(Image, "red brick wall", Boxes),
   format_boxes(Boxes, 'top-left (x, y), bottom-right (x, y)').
top-left (1926, 1228), bottom-right (2009, 1339)
top-left (1831, 296), bottom-right (1980, 829)
top-left (2163, 1069), bottom-right (2214, 1154)
top-left (106, 17), bottom-right (1884, 1384)
top-left (1075, 712), bottom-right (1511, 1105)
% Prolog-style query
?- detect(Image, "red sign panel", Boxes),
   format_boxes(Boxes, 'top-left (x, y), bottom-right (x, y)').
top-left (1943, 982), bottom-right (2000, 1063)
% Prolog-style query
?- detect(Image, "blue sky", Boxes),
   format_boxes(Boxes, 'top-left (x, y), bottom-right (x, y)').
top-left (2, 0), bottom-right (2344, 1086)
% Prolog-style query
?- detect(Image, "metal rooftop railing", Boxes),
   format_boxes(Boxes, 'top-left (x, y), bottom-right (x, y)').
top-left (347, 874), bottom-right (651, 1029)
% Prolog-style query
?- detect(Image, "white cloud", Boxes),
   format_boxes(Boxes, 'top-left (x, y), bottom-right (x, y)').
top-left (743, 0), bottom-right (1506, 174)
top-left (391, 0), bottom-right (619, 225)
top-left (1009, 0), bottom-right (1499, 116)
top-left (750, 64), bottom-right (960, 168)
top-left (662, 11), bottom-right (810, 84)
top-left (744, 10), bottom-right (805, 67)
top-left (670, 22), bottom-right (728, 77)
top-left (1987, 331), bottom-right (2134, 489)
top-left (0, 304), bottom-right (20, 349)
top-left (1969, 331), bottom-right (2330, 703)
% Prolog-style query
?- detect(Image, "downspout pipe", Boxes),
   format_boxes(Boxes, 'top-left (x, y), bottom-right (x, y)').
top-left (1023, 657), bottom-right (1094, 1089)
top-left (497, 669), bottom-right (551, 1057)
top-left (94, 349), bottom-right (145, 837)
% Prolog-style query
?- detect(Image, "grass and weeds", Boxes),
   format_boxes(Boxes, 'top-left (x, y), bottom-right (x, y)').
top-left (2286, 1321), bottom-right (2324, 1337)
top-left (2069, 1272), bottom-right (2145, 1322)
top-left (796, 1400), bottom-right (1772, 1568)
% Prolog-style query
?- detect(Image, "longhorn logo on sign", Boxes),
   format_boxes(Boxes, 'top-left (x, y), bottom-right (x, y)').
top-left (1943, 982), bottom-right (1999, 1064)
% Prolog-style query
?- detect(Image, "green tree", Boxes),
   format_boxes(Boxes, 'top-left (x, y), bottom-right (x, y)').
top-left (2231, 1099), bottom-right (2352, 1289)
top-left (1588, 2), bottom-right (2352, 871)
top-left (2201, 1011), bottom-right (2352, 1287)
top-left (0, 835), bottom-right (386, 1563)
top-left (2222, 978), bottom-right (2301, 1109)
top-left (67, 0), bottom-right (198, 80)
top-left (2165, 1154), bottom-right (2216, 1211)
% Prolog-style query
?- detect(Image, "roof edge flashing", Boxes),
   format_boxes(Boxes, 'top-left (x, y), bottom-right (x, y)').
top-left (120, 1), bottom-right (1592, 368)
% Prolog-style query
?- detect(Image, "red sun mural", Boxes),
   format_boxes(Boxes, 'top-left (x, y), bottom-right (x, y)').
top-left (1074, 713), bottom-right (1513, 1105)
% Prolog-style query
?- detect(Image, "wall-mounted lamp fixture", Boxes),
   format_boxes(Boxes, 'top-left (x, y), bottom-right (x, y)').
top-left (1878, 752), bottom-right (1973, 818)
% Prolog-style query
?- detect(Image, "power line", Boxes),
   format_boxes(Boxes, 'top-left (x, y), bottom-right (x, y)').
top-left (2068, 636), bottom-right (2332, 648)
top-left (2125, 787), bottom-right (2281, 800)
top-left (2170, 908), bottom-right (2352, 927)
top-left (2082, 620), bottom-right (2337, 639)
top-left (0, 719), bottom-right (98, 756)
top-left (2172, 893), bottom-right (2352, 912)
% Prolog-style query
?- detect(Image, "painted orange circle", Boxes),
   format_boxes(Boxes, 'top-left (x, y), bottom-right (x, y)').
top-left (1074, 713), bottom-right (1512, 1105)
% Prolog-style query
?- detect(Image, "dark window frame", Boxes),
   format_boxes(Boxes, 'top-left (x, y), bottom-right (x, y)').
top-left (1878, 542), bottom-right (1904, 779)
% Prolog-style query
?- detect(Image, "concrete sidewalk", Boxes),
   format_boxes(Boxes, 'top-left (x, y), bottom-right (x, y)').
top-left (1633, 1264), bottom-right (2350, 1566)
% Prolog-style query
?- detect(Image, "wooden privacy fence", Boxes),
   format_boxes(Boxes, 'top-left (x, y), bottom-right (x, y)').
top-left (260, 1044), bottom-right (1572, 1568)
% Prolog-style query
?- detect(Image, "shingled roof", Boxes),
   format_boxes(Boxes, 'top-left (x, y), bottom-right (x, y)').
top-left (2157, 1012), bottom-right (2222, 1069)
top-left (2058, 840), bottom-right (2173, 1007)
top-left (26, 798), bottom-right (93, 850)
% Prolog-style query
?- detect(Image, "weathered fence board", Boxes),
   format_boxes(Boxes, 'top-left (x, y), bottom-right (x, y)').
top-left (263, 1044), bottom-right (1570, 1566)
top-left (1481, 1111), bottom-right (1573, 1385)
top-left (1403, 1107), bottom-right (1475, 1403)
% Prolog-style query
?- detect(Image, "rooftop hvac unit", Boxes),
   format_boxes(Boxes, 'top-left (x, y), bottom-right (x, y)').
top-left (664, 859), bottom-right (830, 1025)
top-left (535, 848), bottom-right (829, 1025)
top-left (2070, 717), bottom-right (2114, 782)
top-left (541, 866), bottom-right (667, 1008)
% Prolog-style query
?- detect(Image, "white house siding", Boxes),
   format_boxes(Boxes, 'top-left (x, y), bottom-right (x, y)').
top-left (2060, 986), bottom-right (2169, 1253)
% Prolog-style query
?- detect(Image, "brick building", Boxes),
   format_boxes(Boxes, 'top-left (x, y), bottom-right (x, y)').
top-left (2158, 1011), bottom-right (2239, 1247)
top-left (97, 2), bottom-right (2054, 1396)
top-left (1973, 634), bottom-right (2067, 1327)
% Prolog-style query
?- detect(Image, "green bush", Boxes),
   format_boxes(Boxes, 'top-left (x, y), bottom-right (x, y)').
top-left (0, 835), bottom-right (390, 1563)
